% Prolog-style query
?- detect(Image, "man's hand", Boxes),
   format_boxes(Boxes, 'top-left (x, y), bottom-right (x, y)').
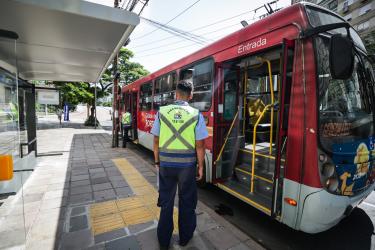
top-left (153, 136), bottom-right (159, 171)
top-left (196, 167), bottom-right (203, 181)
top-left (196, 139), bottom-right (205, 181)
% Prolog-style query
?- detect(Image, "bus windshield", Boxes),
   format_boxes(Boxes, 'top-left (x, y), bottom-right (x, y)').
top-left (315, 36), bottom-right (375, 154)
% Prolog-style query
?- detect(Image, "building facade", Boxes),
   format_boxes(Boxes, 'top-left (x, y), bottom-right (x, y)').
top-left (292, 0), bottom-right (375, 39)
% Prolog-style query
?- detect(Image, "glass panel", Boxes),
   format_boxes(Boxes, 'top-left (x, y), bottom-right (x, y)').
top-left (223, 68), bottom-right (238, 120)
top-left (0, 36), bottom-right (28, 248)
top-left (154, 72), bottom-right (177, 109)
top-left (0, 68), bottom-right (19, 160)
top-left (305, 6), bottom-right (366, 51)
top-left (139, 82), bottom-right (152, 111)
top-left (153, 94), bottom-right (161, 110)
top-left (179, 60), bottom-right (213, 111)
top-left (315, 36), bottom-right (374, 153)
top-left (192, 60), bottom-right (213, 111)
top-left (160, 73), bottom-right (177, 93)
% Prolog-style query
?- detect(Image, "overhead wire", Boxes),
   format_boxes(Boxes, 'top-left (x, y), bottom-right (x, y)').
top-left (129, 8), bottom-right (262, 49)
top-left (133, 0), bottom-right (201, 40)
top-left (134, 21), bottom-right (245, 55)
top-left (132, 18), bottom-right (255, 59)
top-left (140, 17), bottom-right (210, 45)
top-left (131, 1), bottom-right (281, 59)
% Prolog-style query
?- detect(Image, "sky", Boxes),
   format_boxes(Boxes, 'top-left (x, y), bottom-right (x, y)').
top-left (86, 0), bottom-right (291, 73)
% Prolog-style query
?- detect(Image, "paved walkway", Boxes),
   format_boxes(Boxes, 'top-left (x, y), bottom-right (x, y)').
top-left (0, 126), bottom-right (264, 250)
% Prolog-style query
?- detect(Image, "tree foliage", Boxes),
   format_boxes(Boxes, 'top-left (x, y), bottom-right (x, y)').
top-left (51, 47), bottom-right (149, 126)
top-left (101, 47), bottom-right (149, 88)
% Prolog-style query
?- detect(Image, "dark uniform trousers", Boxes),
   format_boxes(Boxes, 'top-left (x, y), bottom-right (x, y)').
top-left (122, 124), bottom-right (131, 148)
top-left (157, 166), bottom-right (197, 247)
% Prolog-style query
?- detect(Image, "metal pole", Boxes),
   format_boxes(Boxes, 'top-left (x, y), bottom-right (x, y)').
top-left (94, 82), bottom-right (97, 129)
top-left (112, 0), bottom-right (119, 147)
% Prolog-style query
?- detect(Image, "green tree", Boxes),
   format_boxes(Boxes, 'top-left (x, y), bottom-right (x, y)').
top-left (51, 47), bottom-right (149, 126)
top-left (117, 48), bottom-right (149, 86)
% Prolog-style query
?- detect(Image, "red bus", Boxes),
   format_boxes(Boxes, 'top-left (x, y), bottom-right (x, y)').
top-left (121, 3), bottom-right (375, 233)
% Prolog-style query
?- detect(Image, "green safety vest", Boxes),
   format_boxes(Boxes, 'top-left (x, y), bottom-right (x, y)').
top-left (159, 104), bottom-right (199, 167)
top-left (121, 112), bottom-right (131, 125)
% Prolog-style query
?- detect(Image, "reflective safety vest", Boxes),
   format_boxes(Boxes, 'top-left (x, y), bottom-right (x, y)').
top-left (159, 104), bottom-right (199, 167)
top-left (121, 112), bottom-right (131, 125)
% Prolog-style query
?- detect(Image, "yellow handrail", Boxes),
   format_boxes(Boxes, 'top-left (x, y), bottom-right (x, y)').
top-left (214, 110), bottom-right (239, 165)
top-left (256, 57), bottom-right (275, 155)
top-left (251, 104), bottom-right (273, 193)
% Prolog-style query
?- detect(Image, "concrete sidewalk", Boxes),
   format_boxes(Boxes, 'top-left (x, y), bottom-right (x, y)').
top-left (0, 127), bottom-right (264, 250)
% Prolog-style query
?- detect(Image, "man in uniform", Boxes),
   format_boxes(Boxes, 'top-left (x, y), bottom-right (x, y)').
top-left (151, 80), bottom-right (208, 249)
top-left (121, 108), bottom-right (132, 148)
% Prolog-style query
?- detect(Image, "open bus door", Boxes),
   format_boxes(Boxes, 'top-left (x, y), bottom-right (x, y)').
top-left (213, 63), bottom-right (242, 182)
top-left (272, 39), bottom-right (294, 218)
top-left (214, 41), bottom-right (295, 216)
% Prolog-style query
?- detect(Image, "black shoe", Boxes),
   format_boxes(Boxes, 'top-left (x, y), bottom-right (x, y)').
top-left (159, 245), bottom-right (169, 250)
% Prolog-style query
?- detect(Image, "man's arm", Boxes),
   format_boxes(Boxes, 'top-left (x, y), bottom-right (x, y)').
top-left (196, 139), bottom-right (205, 180)
top-left (153, 136), bottom-right (160, 169)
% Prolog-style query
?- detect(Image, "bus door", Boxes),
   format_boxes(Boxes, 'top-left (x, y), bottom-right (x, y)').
top-left (272, 40), bottom-right (294, 218)
top-left (213, 63), bottom-right (242, 181)
top-left (215, 45), bottom-right (294, 215)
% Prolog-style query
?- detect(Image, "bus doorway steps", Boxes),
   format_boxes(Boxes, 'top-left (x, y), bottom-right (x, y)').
top-left (220, 180), bottom-right (272, 213)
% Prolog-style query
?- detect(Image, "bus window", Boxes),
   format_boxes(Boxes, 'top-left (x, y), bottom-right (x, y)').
top-left (140, 82), bottom-right (152, 111)
top-left (180, 69), bottom-right (193, 81)
top-left (161, 72), bottom-right (177, 106)
top-left (223, 69), bottom-right (238, 120)
top-left (154, 79), bottom-right (162, 110)
top-left (180, 59), bottom-right (213, 111)
top-left (154, 72), bottom-right (177, 109)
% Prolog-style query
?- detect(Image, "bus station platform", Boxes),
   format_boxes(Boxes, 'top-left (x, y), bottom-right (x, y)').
top-left (0, 123), bottom-right (264, 250)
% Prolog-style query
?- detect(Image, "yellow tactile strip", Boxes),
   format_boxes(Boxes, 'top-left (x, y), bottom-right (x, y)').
top-left (89, 158), bottom-right (179, 235)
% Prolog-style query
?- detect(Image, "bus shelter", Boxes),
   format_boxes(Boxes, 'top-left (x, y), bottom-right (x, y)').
top-left (0, 0), bottom-right (139, 195)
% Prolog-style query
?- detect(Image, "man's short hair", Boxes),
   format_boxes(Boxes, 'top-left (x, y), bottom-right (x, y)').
top-left (176, 80), bottom-right (193, 96)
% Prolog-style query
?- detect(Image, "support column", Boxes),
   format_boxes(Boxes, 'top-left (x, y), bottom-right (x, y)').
top-left (112, 0), bottom-right (119, 147)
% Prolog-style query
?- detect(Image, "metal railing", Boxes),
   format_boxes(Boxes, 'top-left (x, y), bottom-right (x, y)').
top-left (214, 110), bottom-right (239, 165)
top-left (247, 57), bottom-right (276, 193)
top-left (250, 104), bottom-right (274, 193)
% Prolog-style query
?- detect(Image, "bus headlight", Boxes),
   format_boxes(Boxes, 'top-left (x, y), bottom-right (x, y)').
top-left (325, 178), bottom-right (339, 192)
top-left (321, 162), bottom-right (335, 178)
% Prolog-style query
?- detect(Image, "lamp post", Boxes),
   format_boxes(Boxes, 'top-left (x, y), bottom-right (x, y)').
top-left (112, 0), bottom-right (120, 147)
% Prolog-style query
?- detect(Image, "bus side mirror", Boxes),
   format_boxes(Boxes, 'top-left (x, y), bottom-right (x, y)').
top-left (329, 34), bottom-right (354, 80)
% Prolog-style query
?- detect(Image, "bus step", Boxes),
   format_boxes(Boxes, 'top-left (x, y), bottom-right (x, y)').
top-left (221, 180), bottom-right (272, 211)
top-left (234, 167), bottom-right (273, 199)
top-left (236, 151), bottom-right (275, 171)
top-left (235, 164), bottom-right (274, 181)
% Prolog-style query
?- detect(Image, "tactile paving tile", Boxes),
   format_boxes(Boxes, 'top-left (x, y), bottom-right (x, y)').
top-left (90, 200), bottom-right (118, 217)
top-left (116, 197), bottom-right (144, 211)
top-left (134, 186), bottom-right (157, 196)
top-left (89, 158), bottom-right (180, 236)
top-left (91, 213), bottom-right (125, 235)
top-left (139, 195), bottom-right (158, 206)
top-left (120, 207), bottom-right (155, 225)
